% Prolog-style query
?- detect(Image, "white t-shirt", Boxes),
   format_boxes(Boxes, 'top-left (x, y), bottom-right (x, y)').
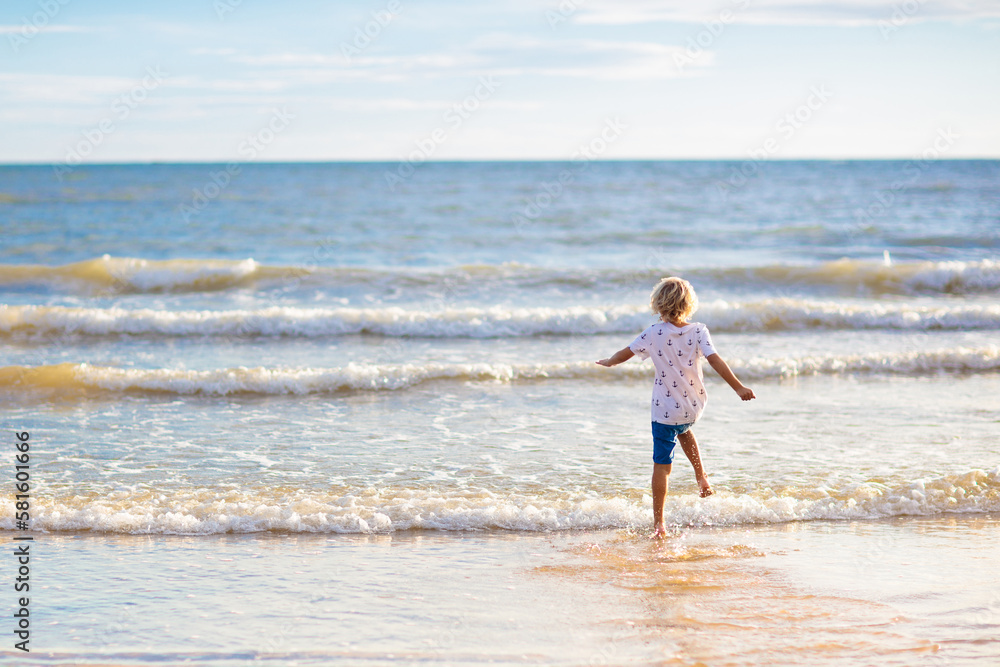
top-left (629, 321), bottom-right (717, 425)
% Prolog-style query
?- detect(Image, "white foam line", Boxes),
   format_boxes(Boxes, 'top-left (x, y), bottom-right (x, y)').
top-left (1, 300), bottom-right (999, 339)
top-left (4, 468), bottom-right (997, 534)
top-left (3, 257), bottom-right (1000, 295)
top-left (55, 346), bottom-right (1000, 395)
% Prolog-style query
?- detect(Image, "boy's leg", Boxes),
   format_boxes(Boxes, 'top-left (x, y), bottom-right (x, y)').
top-left (651, 463), bottom-right (671, 537)
top-left (679, 430), bottom-right (713, 497)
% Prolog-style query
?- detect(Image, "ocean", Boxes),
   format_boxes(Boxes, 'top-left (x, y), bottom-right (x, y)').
top-left (1, 160), bottom-right (998, 665)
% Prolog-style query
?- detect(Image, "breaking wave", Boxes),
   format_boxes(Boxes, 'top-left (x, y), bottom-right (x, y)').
top-left (1, 347), bottom-right (997, 398)
top-left (3, 468), bottom-right (997, 534)
top-left (2, 299), bottom-right (998, 339)
top-left (1, 256), bottom-right (998, 295)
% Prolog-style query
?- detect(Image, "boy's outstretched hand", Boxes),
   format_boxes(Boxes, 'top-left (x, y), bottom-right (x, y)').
top-left (596, 347), bottom-right (635, 368)
top-left (736, 386), bottom-right (756, 401)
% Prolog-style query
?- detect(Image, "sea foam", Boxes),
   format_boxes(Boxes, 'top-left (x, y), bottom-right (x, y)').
top-left (1, 256), bottom-right (998, 295)
top-left (1, 347), bottom-right (997, 398)
top-left (3, 468), bottom-right (996, 534)
top-left (2, 299), bottom-right (999, 339)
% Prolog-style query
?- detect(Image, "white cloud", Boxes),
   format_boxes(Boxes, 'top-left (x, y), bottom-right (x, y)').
top-left (0, 73), bottom-right (141, 104)
top-left (574, 0), bottom-right (1000, 26)
top-left (0, 24), bottom-right (92, 34)
top-left (189, 47), bottom-right (238, 56)
top-left (216, 37), bottom-right (710, 83)
top-left (314, 97), bottom-right (540, 111)
top-left (172, 76), bottom-right (291, 93)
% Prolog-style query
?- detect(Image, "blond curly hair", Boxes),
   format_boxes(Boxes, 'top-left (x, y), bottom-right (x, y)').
top-left (650, 276), bottom-right (698, 323)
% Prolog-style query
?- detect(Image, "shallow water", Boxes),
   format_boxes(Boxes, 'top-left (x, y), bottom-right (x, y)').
top-left (1, 160), bottom-right (998, 663)
top-left (13, 515), bottom-right (1000, 666)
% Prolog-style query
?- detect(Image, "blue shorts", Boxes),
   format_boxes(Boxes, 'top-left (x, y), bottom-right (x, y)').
top-left (651, 422), bottom-right (692, 465)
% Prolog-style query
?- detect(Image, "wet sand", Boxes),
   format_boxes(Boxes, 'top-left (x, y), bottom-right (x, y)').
top-left (12, 512), bottom-right (999, 666)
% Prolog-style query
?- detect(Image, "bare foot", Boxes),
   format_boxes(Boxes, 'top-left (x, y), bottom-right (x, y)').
top-left (652, 524), bottom-right (667, 540)
top-left (698, 478), bottom-right (714, 498)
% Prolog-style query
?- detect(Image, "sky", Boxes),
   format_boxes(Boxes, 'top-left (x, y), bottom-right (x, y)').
top-left (1, 0), bottom-right (998, 162)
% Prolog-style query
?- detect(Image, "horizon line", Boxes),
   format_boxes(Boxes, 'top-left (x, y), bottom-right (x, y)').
top-left (1, 156), bottom-right (997, 167)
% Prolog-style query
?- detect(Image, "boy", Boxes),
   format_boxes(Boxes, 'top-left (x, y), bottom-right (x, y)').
top-left (597, 277), bottom-right (755, 538)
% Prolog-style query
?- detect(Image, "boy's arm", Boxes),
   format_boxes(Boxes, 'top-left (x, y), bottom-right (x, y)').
top-left (706, 353), bottom-right (755, 401)
top-left (596, 347), bottom-right (634, 367)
